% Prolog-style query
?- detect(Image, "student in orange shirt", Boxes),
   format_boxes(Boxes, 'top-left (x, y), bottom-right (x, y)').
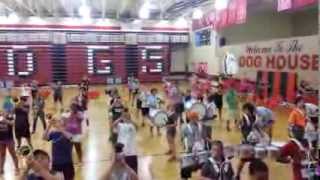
top-left (288, 97), bottom-right (307, 130)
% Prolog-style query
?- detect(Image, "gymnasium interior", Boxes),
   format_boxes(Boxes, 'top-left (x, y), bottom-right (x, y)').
top-left (0, 0), bottom-right (319, 180)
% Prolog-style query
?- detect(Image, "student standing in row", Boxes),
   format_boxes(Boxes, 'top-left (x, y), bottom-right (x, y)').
top-left (165, 105), bottom-right (178, 161)
top-left (64, 103), bottom-right (83, 163)
top-left (14, 97), bottom-right (32, 149)
top-left (32, 93), bottom-right (46, 134)
top-left (113, 110), bottom-right (138, 173)
top-left (225, 86), bottom-right (239, 131)
top-left (52, 81), bottom-right (63, 111)
top-left (43, 115), bottom-right (74, 180)
top-left (200, 140), bottom-right (234, 180)
top-left (0, 111), bottom-right (19, 175)
top-left (213, 85), bottom-right (224, 122)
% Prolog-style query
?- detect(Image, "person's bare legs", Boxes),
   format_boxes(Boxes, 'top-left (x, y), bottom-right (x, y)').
top-left (219, 108), bottom-right (222, 121)
top-left (16, 137), bottom-right (21, 149)
top-left (0, 144), bottom-right (6, 174)
top-left (74, 143), bottom-right (83, 163)
top-left (167, 136), bottom-right (176, 161)
top-left (7, 143), bottom-right (19, 174)
top-left (26, 138), bottom-right (33, 149)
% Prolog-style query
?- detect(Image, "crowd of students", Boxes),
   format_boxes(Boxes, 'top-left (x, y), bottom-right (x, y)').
top-left (0, 75), bottom-right (318, 180)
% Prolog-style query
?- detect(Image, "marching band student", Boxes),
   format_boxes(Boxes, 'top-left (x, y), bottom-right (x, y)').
top-left (65, 103), bottom-right (84, 163)
top-left (255, 106), bottom-right (275, 144)
top-left (304, 103), bottom-right (318, 148)
top-left (240, 103), bottom-right (256, 144)
top-left (147, 88), bottom-right (162, 136)
top-left (74, 89), bottom-right (89, 126)
top-left (112, 109), bottom-right (138, 173)
top-left (169, 82), bottom-right (184, 124)
top-left (247, 125), bottom-right (270, 146)
top-left (19, 149), bottom-right (64, 180)
top-left (52, 81), bottom-right (63, 111)
top-left (288, 97), bottom-right (307, 130)
top-left (106, 88), bottom-right (119, 106)
top-left (165, 104), bottom-right (178, 161)
top-left (131, 77), bottom-right (140, 107)
top-left (79, 76), bottom-right (90, 93)
top-left (202, 94), bottom-right (217, 150)
top-left (225, 85), bottom-right (239, 131)
top-left (200, 140), bottom-right (234, 180)
top-left (14, 97), bottom-right (32, 149)
top-left (0, 111), bottom-right (19, 175)
top-left (181, 111), bottom-right (204, 153)
top-left (109, 96), bottom-right (124, 145)
top-left (212, 85), bottom-right (224, 122)
top-left (138, 88), bottom-right (148, 127)
top-left (32, 92), bottom-right (46, 134)
top-left (100, 143), bottom-right (138, 180)
top-left (183, 89), bottom-right (192, 103)
top-left (128, 76), bottom-right (140, 106)
top-left (277, 126), bottom-right (316, 180)
top-left (127, 76), bottom-right (134, 103)
top-left (30, 80), bottom-right (39, 100)
top-left (43, 115), bottom-right (74, 180)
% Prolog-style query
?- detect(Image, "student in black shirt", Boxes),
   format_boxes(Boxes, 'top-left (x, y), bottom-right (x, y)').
top-left (200, 140), bottom-right (234, 180)
top-left (52, 81), bottom-right (63, 110)
top-left (0, 111), bottom-right (19, 175)
top-left (30, 80), bottom-right (39, 100)
top-left (79, 76), bottom-right (90, 93)
top-left (32, 93), bottom-right (46, 133)
top-left (166, 104), bottom-right (178, 161)
top-left (109, 97), bottom-right (124, 145)
top-left (240, 103), bottom-right (256, 144)
top-left (15, 97), bottom-right (32, 149)
top-left (213, 85), bottom-right (224, 121)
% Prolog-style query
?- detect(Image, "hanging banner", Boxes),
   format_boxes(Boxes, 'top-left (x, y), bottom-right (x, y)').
top-left (220, 10), bottom-right (229, 28)
top-left (221, 35), bottom-right (319, 90)
top-left (278, 0), bottom-right (292, 11)
top-left (293, 0), bottom-right (316, 9)
top-left (227, 0), bottom-right (237, 25)
top-left (235, 0), bottom-right (247, 24)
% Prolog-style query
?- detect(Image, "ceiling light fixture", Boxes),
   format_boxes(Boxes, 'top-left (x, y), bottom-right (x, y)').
top-left (214, 0), bottom-right (230, 10)
top-left (192, 9), bottom-right (203, 19)
top-left (155, 20), bottom-right (169, 27)
top-left (139, 7), bottom-right (149, 19)
top-left (78, 4), bottom-right (91, 19)
top-left (174, 17), bottom-right (188, 28)
top-left (29, 16), bottom-right (46, 25)
top-left (8, 12), bottom-right (19, 23)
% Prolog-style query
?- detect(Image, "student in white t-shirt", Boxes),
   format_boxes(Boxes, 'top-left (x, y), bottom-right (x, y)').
top-left (138, 89), bottom-right (149, 127)
top-left (112, 109), bottom-right (138, 173)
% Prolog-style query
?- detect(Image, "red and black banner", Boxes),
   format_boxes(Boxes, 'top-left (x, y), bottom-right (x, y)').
top-left (256, 71), bottom-right (297, 102)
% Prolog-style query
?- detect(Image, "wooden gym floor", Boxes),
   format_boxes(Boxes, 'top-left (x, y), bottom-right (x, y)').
top-left (0, 83), bottom-right (292, 180)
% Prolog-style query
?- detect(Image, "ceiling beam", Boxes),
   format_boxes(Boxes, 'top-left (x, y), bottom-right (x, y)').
top-left (12, 0), bottom-right (36, 15)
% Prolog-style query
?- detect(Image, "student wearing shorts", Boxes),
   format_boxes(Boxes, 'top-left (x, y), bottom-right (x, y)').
top-left (44, 116), bottom-right (74, 180)
top-left (225, 87), bottom-right (239, 131)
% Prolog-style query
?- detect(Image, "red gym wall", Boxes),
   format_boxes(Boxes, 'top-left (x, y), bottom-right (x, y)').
top-left (0, 28), bottom-right (188, 85)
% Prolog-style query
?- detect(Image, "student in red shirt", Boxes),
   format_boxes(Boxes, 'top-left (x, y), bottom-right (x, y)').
top-left (277, 126), bottom-right (316, 180)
